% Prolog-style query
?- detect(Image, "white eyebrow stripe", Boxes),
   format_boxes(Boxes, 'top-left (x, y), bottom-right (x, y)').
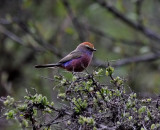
top-left (85, 45), bottom-right (90, 48)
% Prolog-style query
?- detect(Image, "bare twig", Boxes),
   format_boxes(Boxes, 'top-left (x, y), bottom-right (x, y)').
top-left (87, 24), bottom-right (144, 46)
top-left (95, 0), bottom-right (160, 42)
top-left (92, 52), bottom-right (160, 68)
top-left (0, 18), bottom-right (12, 25)
top-left (135, 0), bottom-right (144, 24)
top-left (0, 25), bottom-right (24, 45)
top-left (62, 0), bottom-right (87, 42)
top-left (98, 124), bottom-right (117, 130)
top-left (17, 21), bottom-right (63, 58)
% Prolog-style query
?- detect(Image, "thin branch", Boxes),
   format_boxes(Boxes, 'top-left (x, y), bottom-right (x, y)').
top-left (135, 0), bottom-right (144, 24)
top-left (0, 24), bottom-right (45, 52)
top-left (62, 0), bottom-right (87, 42)
top-left (42, 116), bottom-right (70, 127)
top-left (95, 0), bottom-right (160, 42)
top-left (17, 21), bottom-right (63, 58)
top-left (0, 25), bottom-right (24, 45)
top-left (98, 124), bottom-right (117, 130)
top-left (92, 52), bottom-right (160, 68)
top-left (86, 24), bottom-right (144, 46)
top-left (0, 18), bottom-right (12, 25)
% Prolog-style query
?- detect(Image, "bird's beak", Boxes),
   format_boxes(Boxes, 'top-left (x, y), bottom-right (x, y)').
top-left (92, 48), bottom-right (96, 51)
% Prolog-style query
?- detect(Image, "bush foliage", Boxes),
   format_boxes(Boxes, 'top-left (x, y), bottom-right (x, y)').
top-left (1, 66), bottom-right (160, 130)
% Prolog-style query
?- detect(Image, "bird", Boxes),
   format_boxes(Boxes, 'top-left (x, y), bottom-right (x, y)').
top-left (35, 42), bottom-right (96, 72)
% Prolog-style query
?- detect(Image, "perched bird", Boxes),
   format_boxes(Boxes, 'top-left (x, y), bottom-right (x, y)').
top-left (35, 42), bottom-right (96, 72)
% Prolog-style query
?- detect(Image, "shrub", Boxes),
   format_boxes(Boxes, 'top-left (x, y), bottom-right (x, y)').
top-left (1, 66), bottom-right (160, 130)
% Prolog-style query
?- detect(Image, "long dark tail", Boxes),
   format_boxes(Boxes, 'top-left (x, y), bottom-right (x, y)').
top-left (35, 63), bottom-right (61, 68)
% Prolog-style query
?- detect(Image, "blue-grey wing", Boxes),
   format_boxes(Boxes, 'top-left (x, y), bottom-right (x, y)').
top-left (58, 50), bottom-right (82, 64)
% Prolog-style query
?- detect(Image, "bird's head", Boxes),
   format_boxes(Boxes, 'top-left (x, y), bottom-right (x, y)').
top-left (77, 42), bottom-right (96, 52)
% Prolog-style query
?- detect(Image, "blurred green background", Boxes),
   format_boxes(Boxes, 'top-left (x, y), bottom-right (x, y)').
top-left (0, 0), bottom-right (160, 129)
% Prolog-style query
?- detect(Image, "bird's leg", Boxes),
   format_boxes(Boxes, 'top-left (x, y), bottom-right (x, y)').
top-left (71, 67), bottom-right (81, 78)
top-left (72, 67), bottom-right (76, 75)
top-left (84, 68), bottom-right (89, 75)
top-left (80, 62), bottom-right (88, 75)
